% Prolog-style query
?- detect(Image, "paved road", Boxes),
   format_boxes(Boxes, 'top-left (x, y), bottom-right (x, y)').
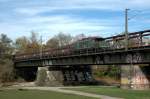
top-left (23, 87), bottom-right (123, 99)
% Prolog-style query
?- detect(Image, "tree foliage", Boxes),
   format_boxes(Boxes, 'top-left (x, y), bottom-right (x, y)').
top-left (0, 34), bottom-right (14, 83)
top-left (93, 65), bottom-right (121, 80)
top-left (15, 36), bottom-right (29, 53)
top-left (46, 32), bottom-right (73, 48)
top-left (73, 33), bottom-right (86, 41)
top-left (15, 32), bottom-right (41, 53)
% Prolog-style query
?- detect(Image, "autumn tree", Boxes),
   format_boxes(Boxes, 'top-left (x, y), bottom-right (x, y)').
top-left (46, 32), bottom-right (73, 49)
top-left (15, 36), bottom-right (29, 53)
top-left (15, 32), bottom-right (41, 53)
top-left (73, 33), bottom-right (86, 41)
top-left (29, 32), bottom-right (41, 52)
top-left (46, 37), bottom-right (59, 49)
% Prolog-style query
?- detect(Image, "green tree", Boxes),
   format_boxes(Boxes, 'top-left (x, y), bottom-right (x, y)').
top-left (0, 34), bottom-right (14, 83)
top-left (0, 34), bottom-right (13, 61)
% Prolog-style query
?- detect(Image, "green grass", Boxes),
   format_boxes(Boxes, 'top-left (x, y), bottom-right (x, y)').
top-left (63, 86), bottom-right (150, 99)
top-left (0, 89), bottom-right (96, 99)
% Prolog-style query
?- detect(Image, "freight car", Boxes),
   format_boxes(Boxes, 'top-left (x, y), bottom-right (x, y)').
top-left (72, 37), bottom-right (110, 49)
top-left (70, 37), bottom-right (110, 54)
top-left (41, 37), bottom-right (110, 56)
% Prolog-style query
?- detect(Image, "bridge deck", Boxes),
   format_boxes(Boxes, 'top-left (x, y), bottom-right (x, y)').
top-left (14, 46), bottom-right (150, 62)
top-left (14, 46), bottom-right (150, 67)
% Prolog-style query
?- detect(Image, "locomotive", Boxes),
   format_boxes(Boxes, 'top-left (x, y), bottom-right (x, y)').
top-left (72, 37), bottom-right (110, 49)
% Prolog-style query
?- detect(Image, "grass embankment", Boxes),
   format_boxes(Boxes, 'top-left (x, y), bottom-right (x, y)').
top-left (0, 89), bottom-right (96, 99)
top-left (64, 86), bottom-right (150, 99)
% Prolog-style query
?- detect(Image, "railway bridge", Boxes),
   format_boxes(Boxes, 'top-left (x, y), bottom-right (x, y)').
top-left (14, 30), bottom-right (150, 89)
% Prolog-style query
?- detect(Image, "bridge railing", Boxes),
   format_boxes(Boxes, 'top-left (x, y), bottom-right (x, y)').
top-left (105, 29), bottom-right (150, 49)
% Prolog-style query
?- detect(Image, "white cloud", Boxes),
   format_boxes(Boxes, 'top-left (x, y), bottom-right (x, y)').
top-left (0, 0), bottom-right (150, 40)
top-left (14, 0), bottom-right (150, 16)
top-left (24, 15), bottom-right (116, 35)
top-left (0, 14), bottom-right (120, 40)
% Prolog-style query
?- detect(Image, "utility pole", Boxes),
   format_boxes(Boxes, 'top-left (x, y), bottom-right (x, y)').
top-left (125, 8), bottom-right (129, 51)
top-left (125, 8), bottom-right (133, 89)
top-left (40, 35), bottom-right (43, 59)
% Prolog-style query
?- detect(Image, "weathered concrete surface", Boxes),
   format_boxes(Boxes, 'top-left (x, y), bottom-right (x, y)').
top-left (121, 65), bottom-right (150, 90)
top-left (121, 65), bottom-right (131, 89)
top-left (36, 67), bottom-right (63, 86)
top-left (35, 66), bottom-right (96, 86)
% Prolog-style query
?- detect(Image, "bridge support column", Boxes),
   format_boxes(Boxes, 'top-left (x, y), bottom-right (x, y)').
top-left (121, 65), bottom-right (150, 90)
top-left (62, 66), bottom-right (95, 85)
top-left (36, 67), bottom-right (63, 86)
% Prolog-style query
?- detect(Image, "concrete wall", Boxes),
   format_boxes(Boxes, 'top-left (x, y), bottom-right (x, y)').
top-left (121, 65), bottom-right (150, 90)
top-left (35, 66), bottom-right (95, 86)
top-left (36, 67), bottom-right (63, 86)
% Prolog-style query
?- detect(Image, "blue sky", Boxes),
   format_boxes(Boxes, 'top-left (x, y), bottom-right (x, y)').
top-left (0, 0), bottom-right (150, 41)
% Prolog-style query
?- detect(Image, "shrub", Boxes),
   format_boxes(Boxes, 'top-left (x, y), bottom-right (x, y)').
top-left (0, 59), bottom-right (15, 83)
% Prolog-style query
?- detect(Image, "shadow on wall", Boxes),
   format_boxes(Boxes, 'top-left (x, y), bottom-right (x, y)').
top-left (139, 65), bottom-right (150, 86)
top-left (15, 67), bottom-right (38, 82)
top-left (16, 65), bottom-right (122, 86)
top-left (15, 66), bottom-right (100, 86)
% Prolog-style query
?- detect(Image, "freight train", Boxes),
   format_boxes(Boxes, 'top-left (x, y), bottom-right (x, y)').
top-left (14, 37), bottom-right (111, 60)
top-left (14, 31), bottom-right (150, 61)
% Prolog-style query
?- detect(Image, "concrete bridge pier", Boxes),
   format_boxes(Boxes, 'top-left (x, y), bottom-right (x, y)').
top-left (121, 64), bottom-right (150, 90)
top-left (35, 65), bottom-right (96, 86)
top-left (36, 67), bottom-right (64, 86)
